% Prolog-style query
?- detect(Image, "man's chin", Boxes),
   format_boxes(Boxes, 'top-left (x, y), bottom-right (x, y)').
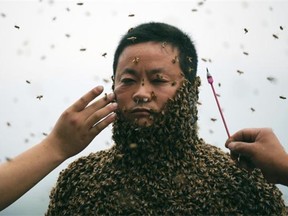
top-left (132, 117), bottom-right (154, 127)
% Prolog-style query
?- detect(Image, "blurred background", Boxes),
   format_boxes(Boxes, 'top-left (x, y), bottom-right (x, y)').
top-left (0, 0), bottom-right (287, 215)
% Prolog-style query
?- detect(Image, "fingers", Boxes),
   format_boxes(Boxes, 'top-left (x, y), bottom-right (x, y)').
top-left (69, 86), bottom-right (104, 112)
top-left (86, 102), bottom-right (118, 129)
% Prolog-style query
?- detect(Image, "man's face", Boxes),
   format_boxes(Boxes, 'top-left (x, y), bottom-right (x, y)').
top-left (114, 42), bottom-right (184, 126)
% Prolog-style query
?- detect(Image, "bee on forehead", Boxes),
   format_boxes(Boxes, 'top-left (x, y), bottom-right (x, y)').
top-left (171, 81), bottom-right (177, 86)
top-left (161, 41), bottom-right (167, 48)
top-left (132, 57), bottom-right (140, 64)
top-left (1, 13), bottom-right (6, 18)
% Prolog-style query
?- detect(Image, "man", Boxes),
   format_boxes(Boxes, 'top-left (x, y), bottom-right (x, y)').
top-left (46, 22), bottom-right (286, 215)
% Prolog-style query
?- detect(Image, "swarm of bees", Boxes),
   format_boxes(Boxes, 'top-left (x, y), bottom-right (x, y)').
top-left (46, 78), bottom-right (286, 215)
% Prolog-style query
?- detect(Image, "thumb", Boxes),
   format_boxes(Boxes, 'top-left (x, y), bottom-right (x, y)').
top-left (227, 141), bottom-right (253, 157)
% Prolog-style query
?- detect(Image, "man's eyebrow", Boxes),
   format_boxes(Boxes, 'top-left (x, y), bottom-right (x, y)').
top-left (120, 68), bottom-right (138, 76)
top-left (147, 68), bottom-right (165, 75)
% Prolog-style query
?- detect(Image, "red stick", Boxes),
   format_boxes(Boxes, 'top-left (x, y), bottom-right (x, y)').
top-left (206, 68), bottom-right (230, 138)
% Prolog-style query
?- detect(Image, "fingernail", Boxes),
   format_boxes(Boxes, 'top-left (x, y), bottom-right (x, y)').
top-left (96, 85), bottom-right (104, 91)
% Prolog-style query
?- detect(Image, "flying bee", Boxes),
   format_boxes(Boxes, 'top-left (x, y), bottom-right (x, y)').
top-left (243, 52), bottom-right (249, 55)
top-left (6, 122), bottom-right (11, 127)
top-left (272, 34), bottom-right (279, 39)
top-left (266, 76), bottom-right (277, 83)
top-left (237, 70), bottom-right (244, 75)
top-left (42, 132), bottom-right (48, 136)
top-left (280, 26), bottom-right (284, 30)
top-left (128, 14), bottom-right (135, 17)
top-left (36, 95), bottom-right (43, 100)
top-left (244, 28), bottom-right (248, 34)
top-left (14, 25), bottom-right (20, 29)
top-left (103, 78), bottom-right (110, 83)
top-left (250, 107), bottom-right (255, 112)
top-left (210, 118), bottom-right (217, 122)
top-left (65, 33), bottom-right (71, 38)
top-left (279, 96), bottom-right (286, 100)
top-left (201, 58), bottom-right (207, 62)
top-left (26, 80), bottom-right (31, 84)
top-left (80, 48), bottom-right (86, 51)
top-left (102, 52), bottom-right (107, 57)
top-left (191, 9), bottom-right (198, 12)
top-left (77, 2), bottom-right (83, 5)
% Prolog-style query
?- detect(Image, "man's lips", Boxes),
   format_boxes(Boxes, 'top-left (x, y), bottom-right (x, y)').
top-left (131, 108), bottom-right (152, 115)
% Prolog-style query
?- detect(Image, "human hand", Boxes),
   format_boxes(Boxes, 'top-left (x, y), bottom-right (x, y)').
top-left (46, 86), bottom-right (117, 160)
top-left (225, 128), bottom-right (288, 185)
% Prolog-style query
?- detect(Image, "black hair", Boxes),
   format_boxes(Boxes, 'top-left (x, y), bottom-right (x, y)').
top-left (113, 22), bottom-right (198, 82)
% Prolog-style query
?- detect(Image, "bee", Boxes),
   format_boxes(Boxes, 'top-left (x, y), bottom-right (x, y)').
top-left (6, 122), bottom-right (11, 127)
top-left (14, 25), bottom-right (20, 29)
top-left (210, 118), bottom-right (217, 122)
top-left (80, 48), bottom-right (86, 51)
top-left (171, 81), bottom-right (177, 86)
top-left (65, 33), bottom-right (71, 38)
top-left (52, 16), bottom-right (57, 21)
top-left (280, 26), bottom-right (284, 30)
top-left (272, 34), bottom-right (279, 39)
top-left (128, 27), bottom-right (134, 33)
top-left (279, 96), bottom-right (286, 100)
top-left (66, 7), bottom-right (70, 12)
top-left (77, 2), bottom-right (83, 5)
top-left (218, 82), bottom-right (221, 87)
top-left (141, 78), bottom-right (144, 86)
top-left (128, 14), bottom-right (135, 17)
top-left (250, 107), bottom-right (255, 112)
top-left (36, 95), bottom-right (43, 100)
top-left (104, 93), bottom-right (108, 101)
top-left (244, 28), bottom-right (248, 34)
top-left (171, 56), bottom-right (179, 64)
top-left (102, 52), bottom-right (107, 57)
top-left (191, 9), bottom-right (198, 12)
top-left (187, 56), bottom-right (193, 62)
top-left (26, 80), bottom-right (31, 84)
top-left (197, 101), bottom-right (202, 105)
top-left (103, 78), bottom-right (110, 83)
top-left (151, 91), bottom-right (157, 100)
top-left (243, 52), bottom-right (249, 55)
top-left (161, 42), bottom-right (167, 48)
top-left (201, 58), bottom-right (207, 62)
top-left (1, 13), bottom-right (6, 18)
top-left (127, 36), bottom-right (137, 41)
top-left (5, 157), bottom-right (12, 162)
top-left (266, 76), bottom-right (277, 83)
top-left (132, 57), bottom-right (140, 64)
top-left (236, 70), bottom-right (244, 75)
top-left (42, 132), bottom-right (48, 136)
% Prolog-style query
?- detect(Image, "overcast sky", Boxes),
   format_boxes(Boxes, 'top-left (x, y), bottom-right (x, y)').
top-left (1, 0), bottom-right (288, 215)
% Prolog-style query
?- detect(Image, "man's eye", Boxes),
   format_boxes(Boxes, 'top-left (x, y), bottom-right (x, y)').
top-left (153, 79), bottom-right (168, 83)
top-left (121, 78), bottom-right (135, 84)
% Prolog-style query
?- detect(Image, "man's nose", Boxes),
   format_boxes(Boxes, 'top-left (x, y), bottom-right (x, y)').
top-left (132, 82), bottom-right (152, 104)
